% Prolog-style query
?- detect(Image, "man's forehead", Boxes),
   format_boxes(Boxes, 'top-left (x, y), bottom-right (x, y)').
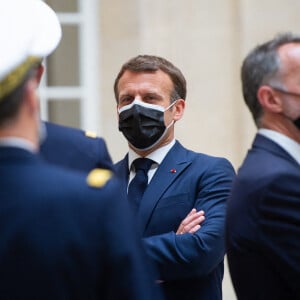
top-left (118, 70), bottom-right (173, 89)
top-left (121, 69), bottom-right (169, 79)
top-left (278, 43), bottom-right (300, 63)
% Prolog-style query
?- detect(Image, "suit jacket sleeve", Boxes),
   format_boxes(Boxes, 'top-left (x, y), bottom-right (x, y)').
top-left (143, 158), bottom-right (235, 280)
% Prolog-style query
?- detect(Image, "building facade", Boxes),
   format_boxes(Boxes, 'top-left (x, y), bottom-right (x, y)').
top-left (43, 1), bottom-right (300, 297)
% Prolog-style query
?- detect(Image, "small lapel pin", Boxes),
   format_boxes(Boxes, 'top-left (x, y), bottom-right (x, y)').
top-left (170, 168), bottom-right (176, 173)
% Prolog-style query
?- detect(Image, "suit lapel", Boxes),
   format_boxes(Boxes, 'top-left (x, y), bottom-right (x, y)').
top-left (137, 141), bottom-right (191, 233)
top-left (114, 155), bottom-right (129, 195)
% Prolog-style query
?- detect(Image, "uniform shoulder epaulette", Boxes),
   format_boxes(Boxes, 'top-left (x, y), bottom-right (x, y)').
top-left (86, 168), bottom-right (112, 188)
top-left (85, 130), bottom-right (97, 138)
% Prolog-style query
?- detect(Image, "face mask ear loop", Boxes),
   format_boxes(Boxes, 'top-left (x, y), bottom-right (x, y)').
top-left (165, 119), bottom-right (174, 129)
top-left (164, 99), bottom-right (178, 128)
top-left (164, 100), bottom-right (177, 112)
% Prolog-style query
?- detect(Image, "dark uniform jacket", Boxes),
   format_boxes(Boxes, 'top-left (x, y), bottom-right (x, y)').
top-left (40, 121), bottom-right (113, 172)
top-left (0, 146), bottom-right (162, 299)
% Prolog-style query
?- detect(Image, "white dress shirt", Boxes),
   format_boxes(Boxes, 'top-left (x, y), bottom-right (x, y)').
top-left (128, 139), bottom-right (176, 186)
top-left (0, 137), bottom-right (36, 153)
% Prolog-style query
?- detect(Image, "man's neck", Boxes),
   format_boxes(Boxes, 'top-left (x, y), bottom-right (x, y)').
top-left (0, 123), bottom-right (38, 151)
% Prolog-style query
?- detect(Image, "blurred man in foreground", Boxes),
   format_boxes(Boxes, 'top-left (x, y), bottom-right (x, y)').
top-left (0, 1), bottom-right (162, 299)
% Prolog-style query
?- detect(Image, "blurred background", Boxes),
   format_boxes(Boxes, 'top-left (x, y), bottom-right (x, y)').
top-left (41, 1), bottom-right (300, 298)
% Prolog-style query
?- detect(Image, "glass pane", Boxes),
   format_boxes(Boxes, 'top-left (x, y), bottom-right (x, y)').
top-left (46, 25), bottom-right (80, 86)
top-left (48, 99), bottom-right (80, 128)
top-left (46, 0), bottom-right (78, 13)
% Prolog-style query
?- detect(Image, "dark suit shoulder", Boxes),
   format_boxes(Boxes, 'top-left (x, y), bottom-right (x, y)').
top-left (40, 121), bottom-right (113, 171)
top-left (173, 140), bottom-right (235, 174)
top-left (43, 121), bottom-right (105, 145)
top-left (237, 136), bottom-right (300, 186)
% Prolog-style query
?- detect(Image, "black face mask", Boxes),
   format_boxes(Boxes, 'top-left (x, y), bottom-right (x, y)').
top-left (270, 86), bottom-right (300, 130)
top-left (118, 100), bottom-right (175, 151)
top-left (293, 117), bottom-right (300, 129)
top-left (284, 113), bottom-right (300, 130)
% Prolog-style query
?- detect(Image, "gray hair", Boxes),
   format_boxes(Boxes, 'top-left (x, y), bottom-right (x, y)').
top-left (241, 32), bottom-right (300, 126)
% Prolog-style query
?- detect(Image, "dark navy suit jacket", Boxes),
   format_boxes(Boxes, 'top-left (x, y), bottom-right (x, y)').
top-left (0, 146), bottom-right (162, 299)
top-left (115, 141), bottom-right (235, 300)
top-left (40, 121), bottom-right (113, 172)
top-left (226, 134), bottom-right (300, 299)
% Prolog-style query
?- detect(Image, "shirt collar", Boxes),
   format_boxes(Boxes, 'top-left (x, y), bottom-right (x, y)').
top-left (128, 139), bottom-right (176, 170)
top-left (258, 129), bottom-right (300, 165)
top-left (0, 137), bottom-right (36, 153)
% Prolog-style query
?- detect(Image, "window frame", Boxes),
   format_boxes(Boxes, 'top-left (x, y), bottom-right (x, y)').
top-left (40, 0), bottom-right (102, 133)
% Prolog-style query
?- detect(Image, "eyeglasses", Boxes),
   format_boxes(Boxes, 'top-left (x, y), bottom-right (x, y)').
top-left (268, 85), bottom-right (300, 98)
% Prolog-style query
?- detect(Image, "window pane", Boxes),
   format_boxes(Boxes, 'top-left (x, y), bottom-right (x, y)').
top-left (46, 0), bottom-right (78, 13)
top-left (48, 99), bottom-right (80, 128)
top-left (46, 25), bottom-right (80, 86)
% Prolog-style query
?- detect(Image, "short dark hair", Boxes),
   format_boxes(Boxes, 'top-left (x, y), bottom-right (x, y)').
top-left (0, 68), bottom-right (36, 127)
top-left (241, 32), bottom-right (300, 126)
top-left (113, 55), bottom-right (187, 103)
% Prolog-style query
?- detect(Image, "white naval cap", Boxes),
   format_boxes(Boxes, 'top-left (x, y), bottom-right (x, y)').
top-left (0, 0), bottom-right (62, 100)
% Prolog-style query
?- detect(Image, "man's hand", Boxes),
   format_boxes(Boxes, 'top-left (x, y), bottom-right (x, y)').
top-left (176, 208), bottom-right (205, 235)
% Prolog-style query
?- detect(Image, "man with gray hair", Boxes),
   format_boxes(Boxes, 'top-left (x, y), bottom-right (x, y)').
top-left (226, 32), bottom-right (300, 299)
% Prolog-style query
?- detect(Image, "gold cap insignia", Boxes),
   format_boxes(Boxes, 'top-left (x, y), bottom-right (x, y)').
top-left (86, 168), bottom-right (112, 188)
top-left (0, 56), bottom-right (41, 101)
top-left (85, 130), bottom-right (97, 138)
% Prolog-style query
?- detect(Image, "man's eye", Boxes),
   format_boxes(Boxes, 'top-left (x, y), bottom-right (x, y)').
top-left (144, 95), bottom-right (156, 101)
top-left (120, 97), bottom-right (132, 104)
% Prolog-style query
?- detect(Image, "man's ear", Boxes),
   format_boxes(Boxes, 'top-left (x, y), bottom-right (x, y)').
top-left (35, 64), bottom-right (44, 85)
top-left (116, 103), bottom-right (120, 121)
top-left (23, 79), bottom-right (38, 112)
top-left (173, 99), bottom-right (185, 121)
top-left (257, 85), bottom-right (283, 113)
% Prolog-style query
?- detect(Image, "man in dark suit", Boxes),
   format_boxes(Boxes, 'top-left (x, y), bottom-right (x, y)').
top-left (114, 55), bottom-right (235, 300)
top-left (226, 33), bottom-right (300, 299)
top-left (0, 1), bottom-right (162, 299)
top-left (40, 121), bottom-right (113, 172)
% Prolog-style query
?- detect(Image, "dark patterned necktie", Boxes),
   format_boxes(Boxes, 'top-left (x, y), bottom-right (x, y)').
top-left (128, 158), bottom-right (153, 212)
